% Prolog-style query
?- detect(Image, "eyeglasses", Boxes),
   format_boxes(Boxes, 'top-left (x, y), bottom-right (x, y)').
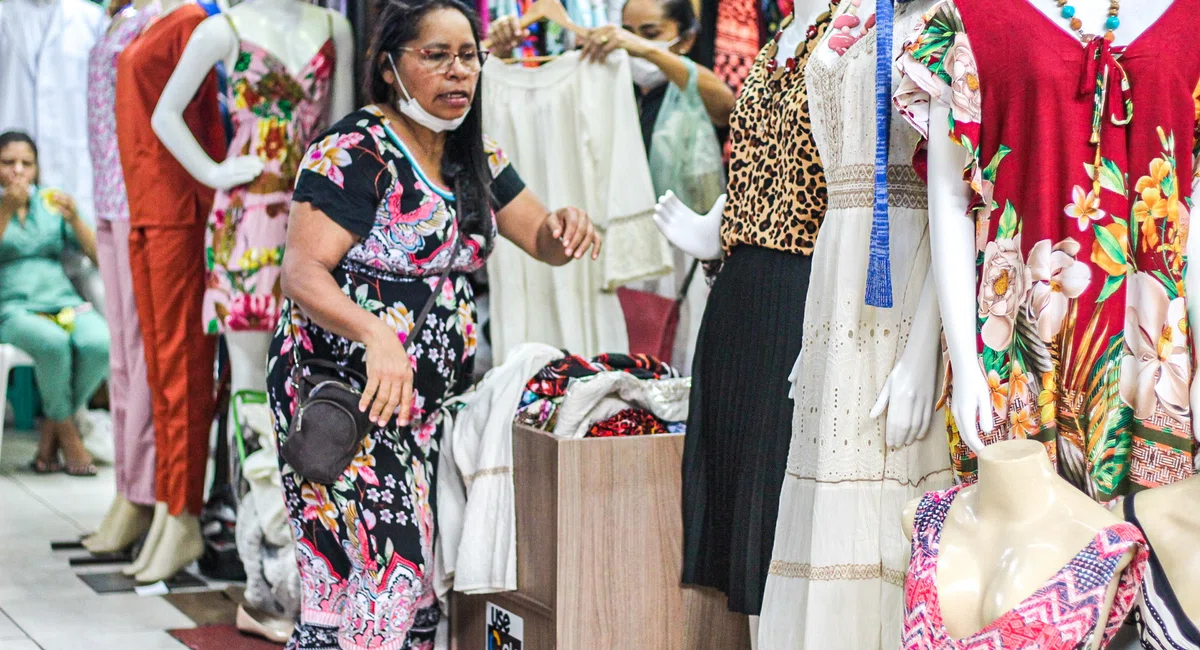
top-left (397, 47), bottom-right (489, 74)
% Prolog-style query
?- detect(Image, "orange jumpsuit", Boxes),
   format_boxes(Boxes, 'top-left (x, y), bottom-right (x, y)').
top-left (115, 4), bottom-right (224, 516)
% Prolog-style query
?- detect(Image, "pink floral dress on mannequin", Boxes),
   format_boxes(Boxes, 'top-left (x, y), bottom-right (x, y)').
top-left (202, 13), bottom-right (335, 333)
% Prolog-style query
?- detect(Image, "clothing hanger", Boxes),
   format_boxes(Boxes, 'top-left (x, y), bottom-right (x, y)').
top-left (484, 0), bottom-right (586, 63)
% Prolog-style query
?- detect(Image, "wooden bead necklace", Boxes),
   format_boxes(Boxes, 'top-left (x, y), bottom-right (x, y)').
top-left (764, 0), bottom-right (837, 81)
top-left (1054, 0), bottom-right (1121, 42)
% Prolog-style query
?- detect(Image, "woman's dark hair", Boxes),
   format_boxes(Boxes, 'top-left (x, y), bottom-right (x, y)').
top-left (658, 0), bottom-right (698, 37)
top-left (365, 0), bottom-right (495, 251)
top-left (623, 0), bottom-right (698, 37)
top-left (0, 130), bottom-right (38, 162)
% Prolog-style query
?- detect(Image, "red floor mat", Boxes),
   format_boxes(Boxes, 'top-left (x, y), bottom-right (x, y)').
top-left (168, 625), bottom-right (283, 649)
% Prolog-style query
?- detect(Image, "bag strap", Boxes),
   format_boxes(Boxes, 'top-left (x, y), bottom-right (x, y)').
top-left (405, 233), bottom-right (463, 353)
top-left (675, 259), bottom-right (701, 304)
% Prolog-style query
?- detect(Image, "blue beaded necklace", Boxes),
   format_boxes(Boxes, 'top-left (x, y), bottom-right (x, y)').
top-left (1054, 0), bottom-right (1120, 42)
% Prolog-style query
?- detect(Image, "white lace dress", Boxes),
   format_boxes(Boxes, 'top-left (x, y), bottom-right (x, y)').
top-left (757, 4), bottom-right (953, 648)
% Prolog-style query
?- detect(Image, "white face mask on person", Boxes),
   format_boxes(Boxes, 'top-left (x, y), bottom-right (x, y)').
top-left (629, 37), bottom-right (679, 89)
top-left (387, 52), bottom-right (469, 133)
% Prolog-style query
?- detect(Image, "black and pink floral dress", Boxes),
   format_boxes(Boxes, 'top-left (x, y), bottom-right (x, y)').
top-left (266, 105), bottom-right (524, 650)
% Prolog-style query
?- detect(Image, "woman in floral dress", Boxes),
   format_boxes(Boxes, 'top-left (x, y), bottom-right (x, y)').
top-left (266, 1), bottom-right (602, 647)
top-left (894, 0), bottom-right (1200, 500)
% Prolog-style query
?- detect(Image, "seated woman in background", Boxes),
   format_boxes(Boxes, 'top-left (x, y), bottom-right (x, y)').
top-left (488, 0), bottom-right (735, 197)
top-left (0, 131), bottom-right (108, 476)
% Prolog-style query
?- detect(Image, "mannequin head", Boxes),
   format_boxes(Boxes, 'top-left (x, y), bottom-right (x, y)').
top-left (0, 131), bottom-right (39, 191)
top-left (621, 0), bottom-right (698, 54)
top-left (365, 0), bottom-right (494, 250)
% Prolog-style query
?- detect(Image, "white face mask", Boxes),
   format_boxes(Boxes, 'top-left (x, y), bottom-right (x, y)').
top-left (387, 52), bottom-right (469, 133)
top-left (629, 37), bottom-right (679, 89)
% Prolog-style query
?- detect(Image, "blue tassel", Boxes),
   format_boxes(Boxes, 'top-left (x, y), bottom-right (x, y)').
top-left (865, 0), bottom-right (895, 308)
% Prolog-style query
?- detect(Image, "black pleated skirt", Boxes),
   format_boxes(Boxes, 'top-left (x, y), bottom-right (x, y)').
top-left (681, 245), bottom-right (811, 615)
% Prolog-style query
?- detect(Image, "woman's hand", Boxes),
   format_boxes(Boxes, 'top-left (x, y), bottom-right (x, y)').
top-left (48, 191), bottom-right (80, 224)
top-left (359, 321), bottom-right (416, 427)
top-left (0, 180), bottom-right (30, 217)
top-left (545, 207), bottom-right (602, 260)
top-left (580, 24), bottom-right (655, 63)
top-left (487, 15), bottom-right (530, 58)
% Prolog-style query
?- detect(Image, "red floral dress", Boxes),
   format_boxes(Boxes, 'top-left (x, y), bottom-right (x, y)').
top-left (895, 0), bottom-right (1200, 500)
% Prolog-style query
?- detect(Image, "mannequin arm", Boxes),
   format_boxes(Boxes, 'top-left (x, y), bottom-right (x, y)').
top-left (927, 101), bottom-right (993, 452)
top-left (1188, 176), bottom-right (1200, 432)
top-left (871, 265), bottom-right (941, 448)
top-left (329, 13), bottom-right (355, 121)
top-left (151, 16), bottom-right (264, 190)
top-left (652, 190), bottom-right (724, 261)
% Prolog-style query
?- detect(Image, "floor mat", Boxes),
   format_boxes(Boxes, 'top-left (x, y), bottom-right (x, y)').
top-left (165, 589), bottom-right (240, 627)
top-left (168, 625), bottom-right (283, 649)
top-left (76, 569), bottom-right (207, 594)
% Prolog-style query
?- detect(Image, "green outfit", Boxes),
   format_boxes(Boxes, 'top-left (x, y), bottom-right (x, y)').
top-left (0, 187), bottom-right (109, 420)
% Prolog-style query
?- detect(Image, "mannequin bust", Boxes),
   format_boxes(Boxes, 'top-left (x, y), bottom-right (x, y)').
top-left (1124, 476), bottom-right (1200, 624)
top-left (923, 0), bottom-right (1197, 453)
top-left (902, 439), bottom-right (1137, 650)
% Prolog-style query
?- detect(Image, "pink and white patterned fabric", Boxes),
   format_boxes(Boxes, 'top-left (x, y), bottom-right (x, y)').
top-left (902, 486), bottom-right (1147, 650)
top-left (87, 3), bottom-right (160, 222)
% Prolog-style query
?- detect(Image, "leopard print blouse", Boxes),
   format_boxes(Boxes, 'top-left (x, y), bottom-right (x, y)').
top-left (719, 10), bottom-right (832, 257)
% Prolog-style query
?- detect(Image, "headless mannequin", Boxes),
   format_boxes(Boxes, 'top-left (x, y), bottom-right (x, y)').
top-left (901, 440), bottom-right (1136, 649)
top-left (1124, 475), bottom-right (1200, 625)
top-left (150, 0), bottom-right (353, 440)
top-left (925, 0), bottom-right (1200, 452)
top-left (81, 0), bottom-right (161, 556)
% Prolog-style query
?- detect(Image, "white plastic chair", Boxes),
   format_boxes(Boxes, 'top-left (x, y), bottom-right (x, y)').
top-left (0, 344), bottom-right (36, 465)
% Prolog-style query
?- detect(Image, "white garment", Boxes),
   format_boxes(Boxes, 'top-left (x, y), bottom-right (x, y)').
top-left (649, 248), bottom-right (708, 374)
top-left (434, 342), bottom-right (564, 603)
top-left (0, 0), bottom-right (106, 224)
top-left (757, 5), bottom-right (953, 649)
top-left (482, 51), bottom-right (672, 363)
top-left (551, 372), bottom-right (690, 439)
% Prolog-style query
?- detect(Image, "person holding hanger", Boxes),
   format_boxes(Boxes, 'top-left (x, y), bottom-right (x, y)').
top-left (488, 0), bottom-right (734, 199)
top-left (0, 131), bottom-right (108, 477)
top-left (267, 0), bottom-right (602, 646)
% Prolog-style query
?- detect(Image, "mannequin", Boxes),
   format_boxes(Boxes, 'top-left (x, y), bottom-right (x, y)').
top-left (82, 0), bottom-right (162, 556)
top-left (1123, 475), bottom-right (1200, 634)
top-left (151, 0), bottom-right (353, 445)
top-left (901, 440), bottom-right (1141, 649)
top-left (113, 0), bottom-right (226, 584)
top-left (892, 0), bottom-right (1200, 502)
top-left (924, 0), bottom-right (1196, 456)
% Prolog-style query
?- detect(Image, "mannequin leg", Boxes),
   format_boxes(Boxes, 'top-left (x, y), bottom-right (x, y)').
top-left (127, 226), bottom-right (214, 581)
top-left (224, 331), bottom-right (271, 434)
top-left (750, 615), bottom-right (759, 650)
top-left (86, 220), bottom-right (155, 552)
top-left (124, 501), bottom-right (168, 576)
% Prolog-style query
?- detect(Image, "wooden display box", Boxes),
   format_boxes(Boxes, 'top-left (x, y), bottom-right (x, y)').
top-left (450, 423), bottom-right (749, 650)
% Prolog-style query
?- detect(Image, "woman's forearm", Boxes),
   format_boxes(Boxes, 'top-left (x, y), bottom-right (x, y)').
top-left (282, 257), bottom-right (389, 345)
top-left (69, 218), bottom-right (98, 265)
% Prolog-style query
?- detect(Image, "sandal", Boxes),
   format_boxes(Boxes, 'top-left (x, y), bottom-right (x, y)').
top-left (29, 457), bottom-right (62, 474)
top-left (64, 462), bottom-right (97, 477)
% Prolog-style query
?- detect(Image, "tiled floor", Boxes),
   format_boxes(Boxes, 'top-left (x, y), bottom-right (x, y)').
top-left (0, 427), bottom-right (195, 650)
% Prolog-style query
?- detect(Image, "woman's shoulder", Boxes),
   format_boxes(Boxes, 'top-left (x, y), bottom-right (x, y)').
top-left (308, 106), bottom-right (389, 152)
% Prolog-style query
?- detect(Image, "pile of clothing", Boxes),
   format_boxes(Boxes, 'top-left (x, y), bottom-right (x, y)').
top-left (514, 352), bottom-right (689, 438)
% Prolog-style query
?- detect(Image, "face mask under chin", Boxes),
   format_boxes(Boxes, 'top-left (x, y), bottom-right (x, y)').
top-left (386, 52), bottom-right (470, 133)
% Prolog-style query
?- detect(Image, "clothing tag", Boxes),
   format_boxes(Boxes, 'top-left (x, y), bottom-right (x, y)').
top-left (135, 581), bottom-right (170, 597)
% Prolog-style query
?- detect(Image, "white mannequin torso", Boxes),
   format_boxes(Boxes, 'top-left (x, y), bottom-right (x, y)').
top-left (149, 0), bottom-right (354, 191)
top-left (1127, 476), bottom-right (1200, 624)
top-left (774, 0), bottom-right (828, 66)
top-left (810, 0), bottom-right (874, 67)
top-left (902, 440), bottom-right (1137, 650)
top-left (922, 0), bottom-right (1198, 453)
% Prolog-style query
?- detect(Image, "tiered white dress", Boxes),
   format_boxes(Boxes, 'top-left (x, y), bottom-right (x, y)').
top-left (757, 3), bottom-right (953, 647)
